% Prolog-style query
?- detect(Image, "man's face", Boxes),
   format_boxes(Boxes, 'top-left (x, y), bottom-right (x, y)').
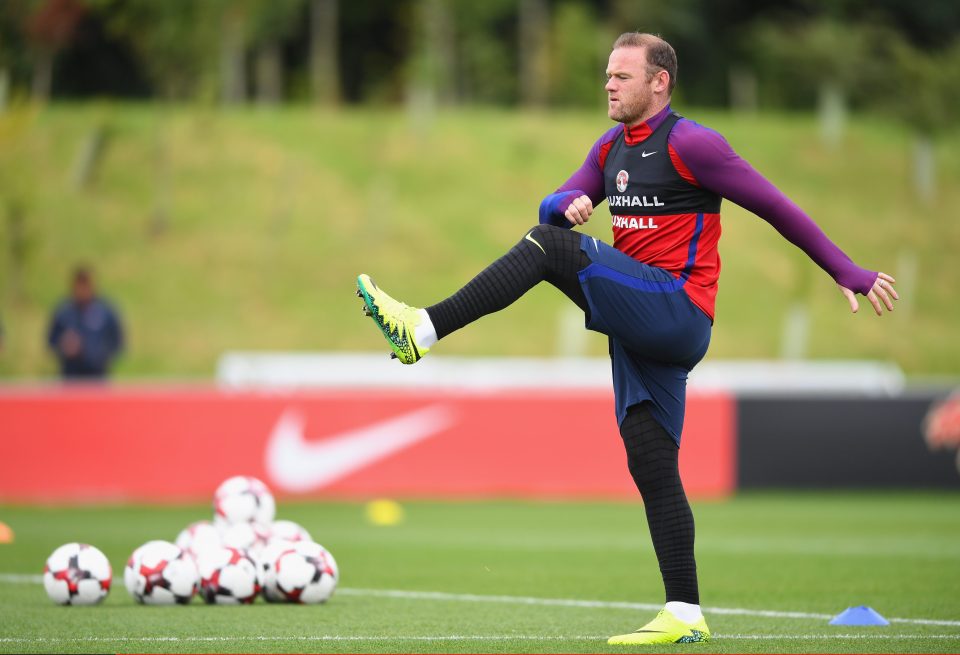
top-left (72, 278), bottom-right (94, 305)
top-left (605, 47), bottom-right (655, 124)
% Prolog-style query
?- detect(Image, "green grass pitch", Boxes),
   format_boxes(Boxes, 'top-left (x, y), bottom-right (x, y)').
top-left (1, 492), bottom-right (959, 654)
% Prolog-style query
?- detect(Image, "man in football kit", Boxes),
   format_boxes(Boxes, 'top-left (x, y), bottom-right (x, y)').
top-left (356, 32), bottom-right (898, 645)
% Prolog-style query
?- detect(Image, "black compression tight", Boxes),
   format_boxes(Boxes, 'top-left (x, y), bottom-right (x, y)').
top-left (425, 224), bottom-right (699, 605)
top-left (426, 224), bottom-right (589, 340)
top-left (620, 403), bottom-right (699, 604)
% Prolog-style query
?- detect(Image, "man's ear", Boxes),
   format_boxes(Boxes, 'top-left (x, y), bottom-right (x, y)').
top-left (654, 70), bottom-right (670, 94)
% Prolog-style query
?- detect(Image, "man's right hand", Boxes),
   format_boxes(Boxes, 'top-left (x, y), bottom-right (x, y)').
top-left (565, 195), bottom-right (594, 226)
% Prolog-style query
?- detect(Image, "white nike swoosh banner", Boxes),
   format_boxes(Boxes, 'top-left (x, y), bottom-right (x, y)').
top-left (0, 388), bottom-right (735, 501)
top-left (264, 405), bottom-right (457, 492)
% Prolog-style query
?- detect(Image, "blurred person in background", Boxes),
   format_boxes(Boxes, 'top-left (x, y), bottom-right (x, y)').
top-left (357, 32), bottom-right (898, 645)
top-left (47, 266), bottom-right (124, 380)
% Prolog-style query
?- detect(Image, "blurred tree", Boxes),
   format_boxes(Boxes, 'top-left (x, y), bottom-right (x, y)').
top-left (309, 0), bottom-right (340, 105)
top-left (609, 0), bottom-right (709, 44)
top-left (548, 1), bottom-right (606, 107)
top-left (518, 0), bottom-right (549, 107)
top-left (881, 37), bottom-right (960, 134)
top-left (52, 8), bottom-right (151, 99)
top-left (5, 0), bottom-right (957, 115)
top-left (453, 0), bottom-right (516, 105)
top-left (866, 33), bottom-right (960, 204)
top-left (4, 198), bottom-right (34, 303)
top-left (750, 19), bottom-right (875, 147)
top-left (0, 107), bottom-right (38, 303)
top-left (25, 0), bottom-right (85, 101)
top-left (96, 0), bottom-right (219, 100)
top-left (840, 0), bottom-right (960, 50)
top-left (0, 1), bottom-right (34, 107)
top-left (727, 65), bottom-right (758, 114)
top-left (218, 1), bottom-right (250, 105)
top-left (249, 0), bottom-right (303, 106)
top-left (406, 0), bottom-right (454, 125)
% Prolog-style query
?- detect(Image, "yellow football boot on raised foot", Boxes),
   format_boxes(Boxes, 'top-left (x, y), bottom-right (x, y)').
top-left (607, 608), bottom-right (711, 645)
top-left (356, 274), bottom-right (429, 365)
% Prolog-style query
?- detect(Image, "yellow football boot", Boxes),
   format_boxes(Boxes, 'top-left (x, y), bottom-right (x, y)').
top-left (356, 274), bottom-right (429, 365)
top-left (607, 608), bottom-right (711, 645)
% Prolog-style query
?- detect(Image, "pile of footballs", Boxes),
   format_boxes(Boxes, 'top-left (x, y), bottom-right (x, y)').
top-left (42, 475), bottom-right (339, 606)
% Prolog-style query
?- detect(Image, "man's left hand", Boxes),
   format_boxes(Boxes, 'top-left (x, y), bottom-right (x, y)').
top-left (838, 272), bottom-right (898, 316)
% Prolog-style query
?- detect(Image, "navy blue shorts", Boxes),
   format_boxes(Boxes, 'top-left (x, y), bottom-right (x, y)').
top-left (577, 234), bottom-right (712, 445)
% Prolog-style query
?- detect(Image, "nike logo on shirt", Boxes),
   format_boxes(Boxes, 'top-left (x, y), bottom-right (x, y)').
top-left (641, 151), bottom-right (657, 157)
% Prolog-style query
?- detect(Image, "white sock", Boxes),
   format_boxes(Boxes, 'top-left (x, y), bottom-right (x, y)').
top-left (665, 601), bottom-right (702, 623)
top-left (416, 309), bottom-right (438, 349)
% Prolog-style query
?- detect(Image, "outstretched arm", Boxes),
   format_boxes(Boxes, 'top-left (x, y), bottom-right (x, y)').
top-left (670, 121), bottom-right (898, 315)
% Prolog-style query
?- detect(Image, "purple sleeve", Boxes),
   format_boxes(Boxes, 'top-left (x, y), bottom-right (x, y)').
top-left (670, 120), bottom-right (877, 295)
top-left (538, 190), bottom-right (584, 228)
top-left (539, 127), bottom-right (618, 228)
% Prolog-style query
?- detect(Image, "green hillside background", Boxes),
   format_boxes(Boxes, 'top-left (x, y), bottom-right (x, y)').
top-left (1, 103), bottom-right (957, 378)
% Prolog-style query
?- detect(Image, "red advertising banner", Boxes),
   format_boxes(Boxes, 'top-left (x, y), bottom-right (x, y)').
top-left (0, 387), bottom-right (735, 502)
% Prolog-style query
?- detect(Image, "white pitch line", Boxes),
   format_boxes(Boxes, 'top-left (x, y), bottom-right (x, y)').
top-left (0, 636), bottom-right (607, 644)
top-left (337, 587), bottom-right (664, 612)
top-left (336, 587), bottom-right (960, 628)
top-left (719, 634), bottom-right (960, 640)
top-left (0, 634), bottom-right (959, 645)
top-left (0, 574), bottom-right (41, 584)
top-left (3, 573), bottom-right (959, 628)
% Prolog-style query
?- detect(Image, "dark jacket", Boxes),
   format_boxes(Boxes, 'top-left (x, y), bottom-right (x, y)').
top-left (47, 298), bottom-right (124, 378)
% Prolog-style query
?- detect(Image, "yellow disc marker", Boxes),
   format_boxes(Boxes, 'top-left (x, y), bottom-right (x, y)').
top-left (0, 522), bottom-right (14, 544)
top-left (365, 499), bottom-right (405, 526)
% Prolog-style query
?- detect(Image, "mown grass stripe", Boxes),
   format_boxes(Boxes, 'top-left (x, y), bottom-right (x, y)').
top-left (4, 573), bottom-right (958, 628)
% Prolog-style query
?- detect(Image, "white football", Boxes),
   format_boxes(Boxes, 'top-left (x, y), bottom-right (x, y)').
top-left (213, 476), bottom-right (275, 526)
top-left (196, 546), bottom-right (261, 604)
top-left (124, 540), bottom-right (198, 605)
top-left (175, 520), bottom-right (222, 559)
top-left (270, 519), bottom-right (312, 544)
top-left (43, 543), bottom-right (112, 605)
top-left (219, 521), bottom-right (270, 557)
top-left (272, 541), bottom-right (338, 604)
top-left (258, 539), bottom-right (297, 602)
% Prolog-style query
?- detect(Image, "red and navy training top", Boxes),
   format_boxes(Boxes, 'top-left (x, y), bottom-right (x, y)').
top-left (539, 105), bottom-right (877, 321)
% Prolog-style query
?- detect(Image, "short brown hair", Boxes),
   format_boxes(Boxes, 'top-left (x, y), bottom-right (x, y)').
top-left (612, 32), bottom-right (677, 94)
top-left (72, 265), bottom-right (93, 285)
